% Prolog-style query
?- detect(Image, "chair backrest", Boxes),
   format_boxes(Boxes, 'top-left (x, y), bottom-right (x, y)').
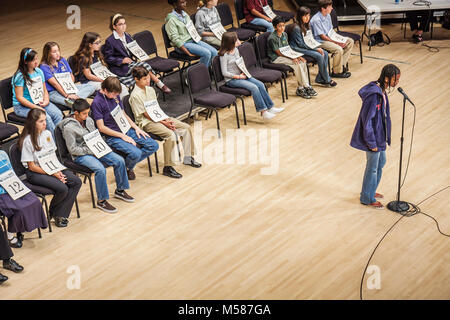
top-left (54, 124), bottom-right (72, 163)
top-left (190, 13), bottom-right (196, 25)
top-left (67, 55), bottom-right (75, 71)
top-left (330, 9), bottom-right (339, 30)
top-left (217, 3), bottom-right (234, 27)
top-left (133, 30), bottom-right (158, 56)
top-left (234, 0), bottom-right (246, 25)
top-left (255, 32), bottom-right (271, 63)
top-left (0, 77), bottom-right (14, 113)
top-left (186, 63), bottom-right (211, 94)
top-left (285, 23), bottom-right (297, 39)
top-left (211, 56), bottom-right (224, 84)
top-left (161, 24), bottom-right (174, 57)
top-left (238, 41), bottom-right (258, 69)
top-left (8, 142), bottom-right (26, 178)
top-left (122, 95), bottom-right (136, 122)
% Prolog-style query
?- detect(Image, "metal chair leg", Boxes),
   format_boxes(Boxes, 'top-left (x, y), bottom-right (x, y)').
top-left (215, 109), bottom-right (221, 138)
top-left (38, 227), bottom-right (42, 239)
top-left (154, 151), bottom-right (159, 174)
top-left (87, 175), bottom-right (96, 208)
top-left (238, 96), bottom-right (247, 125)
top-left (284, 76), bottom-right (288, 100)
top-left (234, 102), bottom-right (240, 129)
top-left (42, 196), bottom-right (52, 233)
top-left (179, 68), bottom-right (185, 94)
top-left (280, 80), bottom-right (285, 103)
top-left (359, 39), bottom-right (363, 64)
top-left (75, 198), bottom-right (80, 218)
top-left (147, 157), bottom-right (152, 177)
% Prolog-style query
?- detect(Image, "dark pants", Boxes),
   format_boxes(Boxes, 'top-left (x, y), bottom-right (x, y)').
top-left (406, 10), bottom-right (431, 32)
top-left (0, 225), bottom-right (13, 260)
top-left (26, 169), bottom-right (82, 219)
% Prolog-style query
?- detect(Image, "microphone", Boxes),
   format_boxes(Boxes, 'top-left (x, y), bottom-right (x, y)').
top-left (398, 87), bottom-right (415, 106)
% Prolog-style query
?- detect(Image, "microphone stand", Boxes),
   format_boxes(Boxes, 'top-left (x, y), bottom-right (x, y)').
top-left (387, 95), bottom-right (410, 212)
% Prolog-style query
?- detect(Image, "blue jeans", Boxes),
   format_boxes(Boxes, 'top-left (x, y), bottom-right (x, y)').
top-left (183, 41), bottom-right (218, 67)
top-left (49, 83), bottom-right (96, 107)
top-left (14, 102), bottom-right (63, 133)
top-left (250, 17), bottom-right (275, 32)
top-left (360, 151), bottom-right (386, 204)
top-left (74, 152), bottom-right (129, 201)
top-left (227, 77), bottom-right (274, 112)
top-left (105, 128), bottom-right (159, 170)
top-left (297, 49), bottom-right (331, 84)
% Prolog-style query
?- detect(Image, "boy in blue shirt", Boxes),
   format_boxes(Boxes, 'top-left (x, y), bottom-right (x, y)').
top-left (310, 0), bottom-right (353, 78)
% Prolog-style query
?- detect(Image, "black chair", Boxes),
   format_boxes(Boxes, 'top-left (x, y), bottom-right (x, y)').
top-left (133, 30), bottom-right (185, 94)
top-left (330, 8), bottom-right (363, 64)
top-left (217, 2), bottom-right (256, 42)
top-left (234, 0), bottom-right (268, 34)
top-left (268, 0), bottom-right (294, 22)
top-left (9, 143), bottom-right (81, 233)
top-left (238, 41), bottom-right (285, 103)
top-left (122, 95), bottom-right (168, 172)
top-left (255, 31), bottom-right (297, 101)
top-left (54, 124), bottom-right (98, 209)
top-left (0, 77), bottom-right (27, 127)
top-left (186, 63), bottom-right (239, 138)
top-left (211, 56), bottom-right (249, 125)
top-left (161, 23), bottom-right (199, 86)
top-left (0, 122), bottom-right (19, 145)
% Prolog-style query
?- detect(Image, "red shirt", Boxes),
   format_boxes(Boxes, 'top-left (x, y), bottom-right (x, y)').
top-left (244, 0), bottom-right (268, 23)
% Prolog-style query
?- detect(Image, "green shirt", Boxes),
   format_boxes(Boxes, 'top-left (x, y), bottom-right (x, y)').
top-left (267, 31), bottom-right (289, 62)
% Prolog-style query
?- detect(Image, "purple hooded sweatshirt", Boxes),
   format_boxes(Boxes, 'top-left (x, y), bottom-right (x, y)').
top-left (350, 81), bottom-right (391, 152)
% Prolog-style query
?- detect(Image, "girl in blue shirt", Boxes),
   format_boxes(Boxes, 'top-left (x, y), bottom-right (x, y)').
top-left (12, 48), bottom-right (63, 133)
top-left (288, 7), bottom-right (336, 87)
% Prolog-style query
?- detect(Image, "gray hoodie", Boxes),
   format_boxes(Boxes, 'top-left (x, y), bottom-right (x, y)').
top-left (59, 116), bottom-right (97, 160)
top-left (194, 6), bottom-right (221, 35)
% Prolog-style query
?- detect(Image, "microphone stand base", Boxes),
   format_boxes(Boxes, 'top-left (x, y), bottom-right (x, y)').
top-left (387, 200), bottom-right (410, 212)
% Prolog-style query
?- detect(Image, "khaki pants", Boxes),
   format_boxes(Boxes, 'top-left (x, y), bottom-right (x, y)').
top-left (319, 38), bottom-right (354, 74)
top-left (202, 36), bottom-right (221, 48)
top-left (273, 56), bottom-right (309, 88)
top-left (143, 118), bottom-right (195, 167)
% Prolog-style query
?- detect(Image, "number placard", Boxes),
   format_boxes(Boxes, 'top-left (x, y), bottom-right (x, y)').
top-left (263, 5), bottom-right (277, 19)
top-left (236, 57), bottom-right (252, 79)
top-left (126, 41), bottom-right (150, 62)
top-left (111, 105), bottom-right (131, 134)
top-left (144, 100), bottom-right (169, 122)
top-left (210, 22), bottom-right (227, 40)
top-left (36, 149), bottom-right (66, 175)
top-left (90, 62), bottom-right (116, 80)
top-left (304, 30), bottom-right (320, 49)
top-left (0, 170), bottom-right (31, 200)
top-left (186, 20), bottom-right (201, 43)
top-left (83, 129), bottom-right (112, 158)
top-left (54, 72), bottom-right (78, 94)
top-left (279, 46), bottom-right (303, 59)
top-left (26, 76), bottom-right (44, 105)
top-left (327, 29), bottom-right (349, 44)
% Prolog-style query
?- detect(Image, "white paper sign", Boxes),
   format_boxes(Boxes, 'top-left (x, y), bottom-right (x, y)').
top-left (90, 62), bottom-right (116, 80)
top-left (111, 105), bottom-right (131, 134)
top-left (328, 29), bottom-right (349, 44)
top-left (210, 22), bottom-right (227, 40)
top-left (279, 46), bottom-right (303, 59)
top-left (0, 170), bottom-right (31, 200)
top-left (236, 57), bottom-right (252, 79)
top-left (263, 5), bottom-right (277, 19)
top-left (186, 20), bottom-right (201, 43)
top-left (304, 30), bottom-right (320, 49)
top-left (126, 40), bottom-right (150, 62)
top-left (26, 76), bottom-right (45, 105)
top-left (144, 100), bottom-right (169, 122)
top-left (83, 129), bottom-right (112, 158)
top-left (54, 72), bottom-right (78, 94)
top-left (37, 149), bottom-right (66, 175)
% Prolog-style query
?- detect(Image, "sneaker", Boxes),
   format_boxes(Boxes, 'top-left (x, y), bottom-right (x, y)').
top-left (374, 193), bottom-right (384, 199)
top-left (296, 87), bottom-right (311, 99)
top-left (114, 190), bottom-right (135, 203)
top-left (97, 200), bottom-right (118, 213)
top-left (331, 71), bottom-right (351, 78)
top-left (363, 201), bottom-right (384, 210)
top-left (268, 107), bottom-right (285, 114)
top-left (306, 86), bottom-right (318, 96)
top-left (262, 111), bottom-right (276, 119)
top-left (127, 169), bottom-right (136, 181)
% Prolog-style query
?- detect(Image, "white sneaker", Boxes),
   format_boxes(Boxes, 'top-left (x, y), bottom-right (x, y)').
top-left (262, 111), bottom-right (276, 119)
top-left (268, 107), bottom-right (285, 114)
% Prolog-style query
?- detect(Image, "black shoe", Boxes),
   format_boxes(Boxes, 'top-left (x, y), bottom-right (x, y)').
top-left (113, 190), bottom-right (135, 203)
top-left (0, 273), bottom-right (8, 283)
top-left (8, 237), bottom-right (22, 249)
top-left (3, 259), bottom-right (24, 273)
top-left (183, 156), bottom-right (202, 168)
top-left (17, 232), bottom-right (24, 242)
top-left (54, 217), bottom-right (68, 228)
top-left (127, 169), bottom-right (136, 181)
top-left (331, 71), bottom-right (351, 78)
top-left (162, 166), bottom-right (182, 179)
